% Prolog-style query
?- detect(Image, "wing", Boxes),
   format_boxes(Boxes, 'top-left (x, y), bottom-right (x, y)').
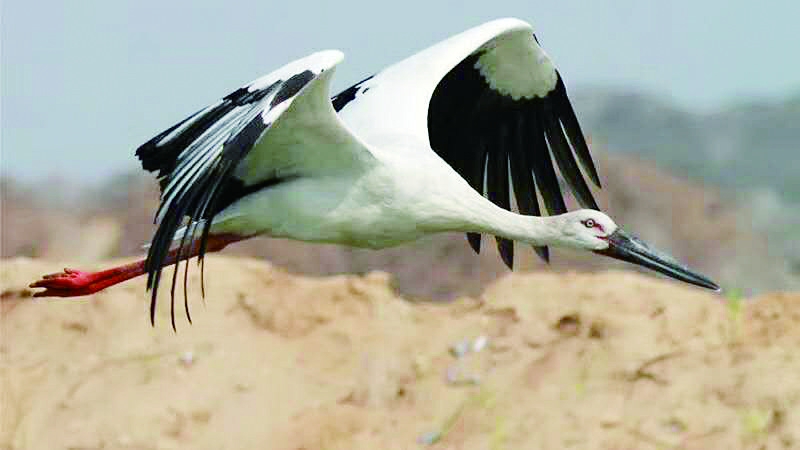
top-left (135, 50), bottom-right (368, 327)
top-left (334, 18), bottom-right (600, 269)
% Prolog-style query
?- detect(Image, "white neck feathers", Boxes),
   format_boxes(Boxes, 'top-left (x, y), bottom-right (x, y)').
top-left (421, 185), bottom-right (561, 246)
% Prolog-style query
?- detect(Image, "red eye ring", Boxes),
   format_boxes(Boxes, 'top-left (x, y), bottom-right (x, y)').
top-left (582, 219), bottom-right (605, 233)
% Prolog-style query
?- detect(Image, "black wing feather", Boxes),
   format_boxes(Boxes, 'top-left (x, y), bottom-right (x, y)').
top-left (554, 75), bottom-right (601, 187)
top-left (427, 38), bottom-right (601, 269)
top-left (486, 117), bottom-right (514, 269)
top-left (509, 113), bottom-right (550, 263)
top-left (527, 112), bottom-right (568, 215)
top-left (135, 70), bottom-right (319, 329)
top-left (463, 103), bottom-right (491, 254)
top-left (137, 81), bottom-right (281, 191)
top-left (464, 133), bottom-right (488, 254)
top-left (464, 138), bottom-right (488, 254)
top-left (542, 111), bottom-right (599, 210)
top-left (331, 75), bottom-right (374, 112)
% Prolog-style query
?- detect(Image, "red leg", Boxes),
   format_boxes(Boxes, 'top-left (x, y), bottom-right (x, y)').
top-left (29, 234), bottom-right (243, 298)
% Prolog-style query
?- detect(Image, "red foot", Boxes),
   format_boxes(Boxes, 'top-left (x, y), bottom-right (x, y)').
top-left (29, 263), bottom-right (144, 298)
top-left (29, 233), bottom-right (244, 299)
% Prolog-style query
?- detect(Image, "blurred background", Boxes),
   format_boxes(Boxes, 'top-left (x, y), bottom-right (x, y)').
top-left (4, 3), bottom-right (800, 449)
top-left (3, 0), bottom-right (799, 296)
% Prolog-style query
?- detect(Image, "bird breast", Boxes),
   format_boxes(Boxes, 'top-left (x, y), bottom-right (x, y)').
top-left (214, 164), bottom-right (442, 249)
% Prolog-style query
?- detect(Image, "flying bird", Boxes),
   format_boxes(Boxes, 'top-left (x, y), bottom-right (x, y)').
top-left (30, 18), bottom-right (720, 328)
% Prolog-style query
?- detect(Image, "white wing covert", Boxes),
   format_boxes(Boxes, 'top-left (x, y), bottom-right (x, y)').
top-left (135, 50), bottom-right (366, 325)
top-left (333, 18), bottom-right (601, 268)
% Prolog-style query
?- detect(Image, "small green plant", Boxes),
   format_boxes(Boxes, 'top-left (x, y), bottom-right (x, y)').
top-left (741, 407), bottom-right (772, 439)
top-left (726, 288), bottom-right (745, 343)
top-left (418, 399), bottom-right (467, 445)
top-left (490, 414), bottom-right (509, 450)
top-left (418, 387), bottom-right (500, 446)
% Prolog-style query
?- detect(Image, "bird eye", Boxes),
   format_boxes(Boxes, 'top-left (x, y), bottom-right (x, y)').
top-left (583, 219), bottom-right (595, 228)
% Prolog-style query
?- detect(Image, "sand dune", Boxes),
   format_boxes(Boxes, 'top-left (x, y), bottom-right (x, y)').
top-left (2, 256), bottom-right (798, 450)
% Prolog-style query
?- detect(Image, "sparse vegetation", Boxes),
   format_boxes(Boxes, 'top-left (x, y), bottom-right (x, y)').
top-left (726, 288), bottom-right (745, 344)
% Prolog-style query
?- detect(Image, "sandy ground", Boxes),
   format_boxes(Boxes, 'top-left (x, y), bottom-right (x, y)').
top-left (1, 256), bottom-right (799, 450)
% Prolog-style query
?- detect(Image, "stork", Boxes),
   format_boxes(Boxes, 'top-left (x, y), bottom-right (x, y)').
top-left (29, 18), bottom-right (720, 329)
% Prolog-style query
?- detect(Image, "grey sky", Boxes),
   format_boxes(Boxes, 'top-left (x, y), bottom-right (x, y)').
top-left (2, 0), bottom-right (799, 182)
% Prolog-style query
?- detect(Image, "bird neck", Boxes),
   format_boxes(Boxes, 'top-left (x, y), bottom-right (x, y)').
top-left (430, 191), bottom-right (561, 246)
top-left (473, 204), bottom-right (560, 246)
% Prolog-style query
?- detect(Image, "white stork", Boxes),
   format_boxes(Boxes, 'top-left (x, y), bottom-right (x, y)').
top-left (30, 18), bottom-right (720, 329)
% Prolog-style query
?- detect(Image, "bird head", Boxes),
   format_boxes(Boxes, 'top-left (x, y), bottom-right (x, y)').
top-left (554, 209), bottom-right (720, 291)
top-left (553, 209), bottom-right (618, 251)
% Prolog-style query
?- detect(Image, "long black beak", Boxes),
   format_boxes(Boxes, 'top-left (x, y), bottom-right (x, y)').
top-left (594, 229), bottom-right (720, 291)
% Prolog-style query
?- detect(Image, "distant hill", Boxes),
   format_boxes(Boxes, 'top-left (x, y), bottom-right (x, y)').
top-left (572, 88), bottom-right (800, 202)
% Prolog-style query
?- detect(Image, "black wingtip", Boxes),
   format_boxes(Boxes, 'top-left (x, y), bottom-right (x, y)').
top-left (497, 238), bottom-right (514, 270)
top-left (467, 232), bottom-right (482, 254)
top-left (149, 287), bottom-right (157, 327)
top-left (169, 247), bottom-right (182, 333)
top-left (183, 256), bottom-right (193, 325)
top-left (170, 288), bottom-right (177, 332)
top-left (533, 245), bottom-right (550, 263)
top-left (554, 74), bottom-right (602, 189)
top-left (543, 113), bottom-right (599, 211)
top-left (527, 113), bottom-right (568, 216)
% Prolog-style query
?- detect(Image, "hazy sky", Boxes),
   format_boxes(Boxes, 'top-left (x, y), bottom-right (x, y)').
top-left (2, 0), bottom-right (799, 182)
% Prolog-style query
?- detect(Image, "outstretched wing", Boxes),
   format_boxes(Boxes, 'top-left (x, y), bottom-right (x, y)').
top-left (135, 50), bottom-right (367, 327)
top-left (334, 18), bottom-right (600, 269)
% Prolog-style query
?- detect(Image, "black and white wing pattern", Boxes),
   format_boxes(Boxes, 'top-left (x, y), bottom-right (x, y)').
top-left (332, 75), bottom-right (374, 112)
top-left (335, 18), bottom-right (601, 269)
top-left (135, 50), bottom-right (363, 327)
top-left (428, 49), bottom-right (600, 268)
